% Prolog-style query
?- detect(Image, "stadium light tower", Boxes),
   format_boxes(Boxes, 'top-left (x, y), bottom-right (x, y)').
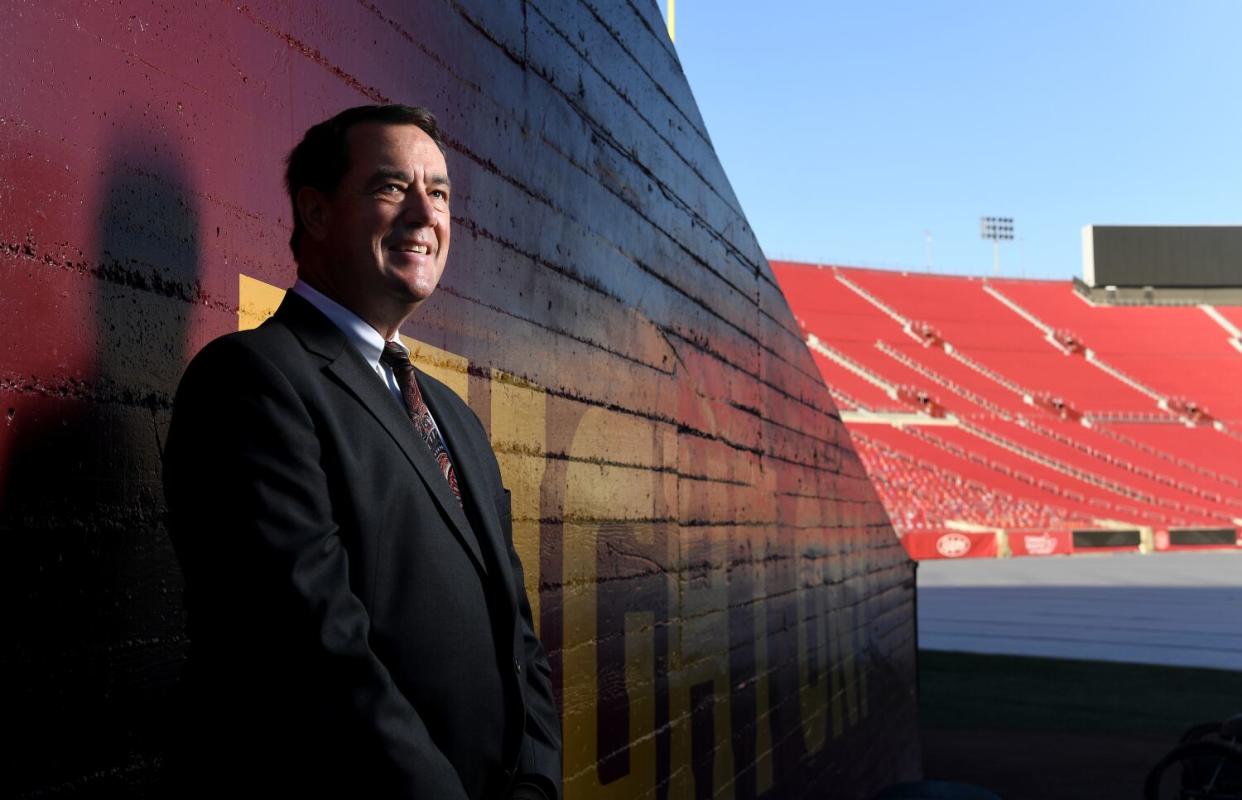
top-left (981, 216), bottom-right (1014, 276)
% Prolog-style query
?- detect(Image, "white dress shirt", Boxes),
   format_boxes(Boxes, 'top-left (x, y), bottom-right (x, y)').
top-left (291, 279), bottom-right (453, 458)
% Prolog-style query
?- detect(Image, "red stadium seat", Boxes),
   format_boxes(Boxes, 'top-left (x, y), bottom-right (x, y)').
top-left (771, 262), bottom-right (1242, 545)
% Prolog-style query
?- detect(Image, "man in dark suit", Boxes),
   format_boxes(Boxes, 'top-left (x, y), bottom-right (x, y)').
top-left (162, 105), bottom-right (561, 799)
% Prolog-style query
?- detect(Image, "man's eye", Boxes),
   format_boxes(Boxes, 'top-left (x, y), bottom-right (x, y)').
top-left (430, 189), bottom-right (448, 201)
top-left (379, 183), bottom-right (405, 194)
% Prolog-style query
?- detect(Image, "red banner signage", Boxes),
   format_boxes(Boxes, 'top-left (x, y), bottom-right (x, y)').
top-left (902, 530), bottom-right (998, 560)
top-left (1008, 530), bottom-right (1073, 557)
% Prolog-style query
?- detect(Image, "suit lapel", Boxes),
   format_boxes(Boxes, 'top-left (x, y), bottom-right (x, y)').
top-left (417, 372), bottom-right (518, 613)
top-left (274, 294), bottom-right (488, 576)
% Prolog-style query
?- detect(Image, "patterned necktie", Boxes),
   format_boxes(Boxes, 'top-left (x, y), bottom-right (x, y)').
top-left (380, 342), bottom-right (462, 505)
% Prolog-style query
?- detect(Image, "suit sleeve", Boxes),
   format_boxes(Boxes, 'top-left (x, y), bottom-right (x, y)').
top-left (498, 490), bottom-right (564, 800)
top-left (163, 338), bottom-right (470, 799)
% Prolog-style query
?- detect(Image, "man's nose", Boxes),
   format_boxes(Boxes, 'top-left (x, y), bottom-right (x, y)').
top-left (400, 191), bottom-right (436, 226)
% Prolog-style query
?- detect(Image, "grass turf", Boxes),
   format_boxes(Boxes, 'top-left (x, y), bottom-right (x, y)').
top-left (919, 652), bottom-right (1242, 798)
top-left (919, 650), bottom-right (1242, 740)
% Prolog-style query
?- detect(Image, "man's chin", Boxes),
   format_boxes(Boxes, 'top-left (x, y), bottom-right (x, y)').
top-left (382, 264), bottom-right (442, 302)
top-left (388, 278), bottom-right (440, 307)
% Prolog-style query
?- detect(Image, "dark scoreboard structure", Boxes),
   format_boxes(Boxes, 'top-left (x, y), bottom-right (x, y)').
top-left (1083, 225), bottom-right (1242, 289)
top-left (0, 2), bottom-right (917, 797)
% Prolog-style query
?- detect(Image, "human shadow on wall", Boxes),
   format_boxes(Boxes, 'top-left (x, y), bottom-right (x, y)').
top-left (0, 134), bottom-right (199, 797)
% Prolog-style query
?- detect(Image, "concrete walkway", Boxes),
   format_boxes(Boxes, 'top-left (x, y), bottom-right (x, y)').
top-left (917, 550), bottom-right (1242, 670)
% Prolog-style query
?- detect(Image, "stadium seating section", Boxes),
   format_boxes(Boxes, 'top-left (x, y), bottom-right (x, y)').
top-left (772, 263), bottom-right (1242, 558)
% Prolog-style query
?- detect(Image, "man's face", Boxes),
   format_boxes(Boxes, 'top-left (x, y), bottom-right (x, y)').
top-left (316, 122), bottom-right (451, 319)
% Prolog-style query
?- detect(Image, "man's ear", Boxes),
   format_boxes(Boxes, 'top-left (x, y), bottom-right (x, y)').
top-left (296, 186), bottom-right (332, 242)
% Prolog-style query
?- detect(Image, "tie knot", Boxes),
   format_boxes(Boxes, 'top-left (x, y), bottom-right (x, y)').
top-left (380, 341), bottom-right (412, 371)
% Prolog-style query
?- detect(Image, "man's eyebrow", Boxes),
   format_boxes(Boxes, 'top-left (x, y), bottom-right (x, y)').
top-left (364, 168), bottom-right (451, 190)
top-left (366, 168), bottom-right (413, 186)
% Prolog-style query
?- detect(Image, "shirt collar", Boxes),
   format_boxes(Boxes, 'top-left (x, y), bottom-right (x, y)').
top-left (291, 279), bottom-right (407, 368)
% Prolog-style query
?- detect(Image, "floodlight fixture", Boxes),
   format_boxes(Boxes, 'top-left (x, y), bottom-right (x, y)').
top-left (981, 216), bottom-right (1014, 241)
top-left (981, 216), bottom-right (1014, 275)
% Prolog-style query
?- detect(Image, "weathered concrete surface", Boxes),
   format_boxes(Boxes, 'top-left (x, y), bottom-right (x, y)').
top-left (919, 551), bottom-right (1242, 669)
top-left (0, 1), bottom-right (917, 797)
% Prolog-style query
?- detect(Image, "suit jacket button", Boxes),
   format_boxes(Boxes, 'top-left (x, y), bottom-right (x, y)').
top-left (514, 659), bottom-right (522, 674)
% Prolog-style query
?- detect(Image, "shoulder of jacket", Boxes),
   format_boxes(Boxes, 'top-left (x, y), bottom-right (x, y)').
top-left (418, 370), bottom-right (487, 430)
top-left (193, 319), bottom-right (300, 361)
top-left (180, 321), bottom-right (315, 388)
top-left (417, 369), bottom-right (469, 406)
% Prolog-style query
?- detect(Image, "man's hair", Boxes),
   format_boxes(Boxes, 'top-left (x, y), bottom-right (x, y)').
top-left (284, 104), bottom-right (447, 259)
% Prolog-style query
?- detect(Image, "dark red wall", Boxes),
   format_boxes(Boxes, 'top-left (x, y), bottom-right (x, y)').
top-left (0, 2), bottom-right (918, 796)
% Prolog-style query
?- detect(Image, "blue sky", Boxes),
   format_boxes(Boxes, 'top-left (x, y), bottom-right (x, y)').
top-left (670, 2), bottom-right (1242, 279)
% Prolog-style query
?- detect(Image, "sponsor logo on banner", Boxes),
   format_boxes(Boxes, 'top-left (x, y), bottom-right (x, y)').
top-left (1023, 533), bottom-right (1058, 556)
top-left (935, 533), bottom-right (972, 558)
top-left (1154, 530), bottom-right (1170, 551)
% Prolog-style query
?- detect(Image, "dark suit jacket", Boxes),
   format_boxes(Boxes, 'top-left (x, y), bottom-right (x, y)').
top-left (162, 292), bottom-right (561, 799)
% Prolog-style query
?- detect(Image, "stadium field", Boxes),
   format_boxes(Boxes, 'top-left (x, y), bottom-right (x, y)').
top-left (920, 651), bottom-right (1242, 799)
top-left (918, 551), bottom-right (1242, 798)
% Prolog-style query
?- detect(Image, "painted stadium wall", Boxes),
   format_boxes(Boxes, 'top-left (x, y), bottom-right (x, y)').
top-left (0, 1), bottom-right (918, 797)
